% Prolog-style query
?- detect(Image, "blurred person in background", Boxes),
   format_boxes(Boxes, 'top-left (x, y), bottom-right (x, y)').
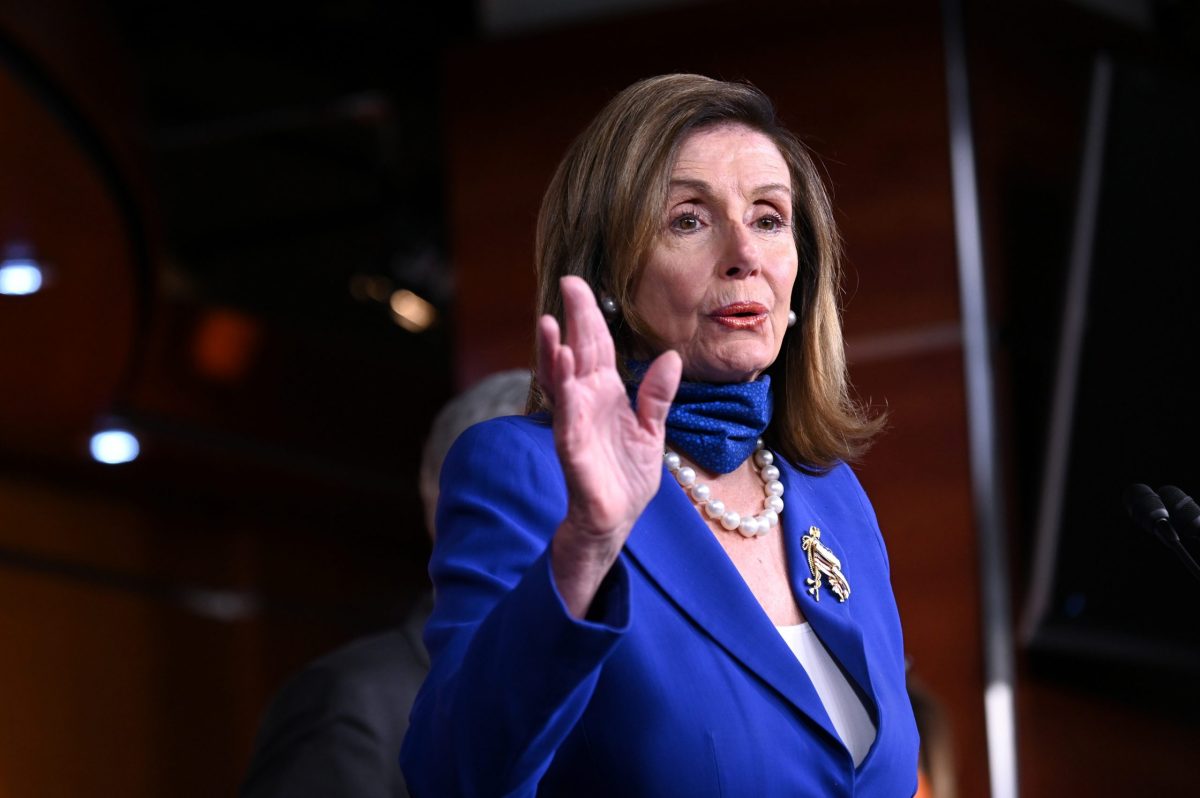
top-left (240, 369), bottom-right (531, 798)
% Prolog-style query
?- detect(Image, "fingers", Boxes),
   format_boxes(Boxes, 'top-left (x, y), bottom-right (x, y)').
top-left (554, 343), bottom-right (577, 427)
top-left (635, 350), bottom-right (681, 436)
top-left (561, 276), bottom-right (616, 376)
top-left (537, 314), bottom-right (561, 403)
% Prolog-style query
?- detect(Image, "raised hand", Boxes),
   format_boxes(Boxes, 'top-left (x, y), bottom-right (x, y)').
top-left (538, 276), bottom-right (681, 618)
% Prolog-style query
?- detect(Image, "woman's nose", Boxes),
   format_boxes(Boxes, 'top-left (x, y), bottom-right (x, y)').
top-left (720, 223), bottom-right (760, 279)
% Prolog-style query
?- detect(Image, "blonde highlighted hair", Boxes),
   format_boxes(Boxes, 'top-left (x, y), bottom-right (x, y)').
top-left (531, 74), bottom-right (882, 470)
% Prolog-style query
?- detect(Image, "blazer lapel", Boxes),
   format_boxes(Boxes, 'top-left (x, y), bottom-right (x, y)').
top-left (624, 469), bottom-right (842, 744)
top-left (777, 460), bottom-right (879, 723)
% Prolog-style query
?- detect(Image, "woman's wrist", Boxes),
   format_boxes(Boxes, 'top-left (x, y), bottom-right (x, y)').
top-left (550, 518), bottom-right (627, 619)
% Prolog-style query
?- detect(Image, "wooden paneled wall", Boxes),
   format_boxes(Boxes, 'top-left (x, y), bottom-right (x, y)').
top-left (0, 59), bottom-right (138, 459)
top-left (0, 472), bottom-right (414, 796)
top-left (0, 7), bottom-right (431, 795)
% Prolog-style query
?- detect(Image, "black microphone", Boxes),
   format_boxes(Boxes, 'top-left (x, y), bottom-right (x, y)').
top-left (1124, 483), bottom-right (1200, 582)
top-left (1123, 484), bottom-right (1178, 545)
top-left (1158, 485), bottom-right (1200, 542)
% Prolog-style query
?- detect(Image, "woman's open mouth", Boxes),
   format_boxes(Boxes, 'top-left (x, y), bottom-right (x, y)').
top-left (710, 301), bottom-right (769, 330)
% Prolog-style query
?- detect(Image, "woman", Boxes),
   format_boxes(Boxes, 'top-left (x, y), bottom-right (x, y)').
top-left (401, 74), bottom-right (919, 796)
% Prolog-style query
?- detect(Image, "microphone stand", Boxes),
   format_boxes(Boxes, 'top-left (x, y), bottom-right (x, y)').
top-left (1124, 483), bottom-right (1200, 584)
top-left (1151, 517), bottom-right (1200, 583)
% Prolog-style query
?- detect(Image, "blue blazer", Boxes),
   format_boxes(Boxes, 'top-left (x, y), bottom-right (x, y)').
top-left (401, 415), bottom-right (919, 797)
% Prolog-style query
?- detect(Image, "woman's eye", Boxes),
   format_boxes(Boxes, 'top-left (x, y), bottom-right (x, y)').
top-left (755, 213), bottom-right (786, 231)
top-left (672, 213), bottom-right (702, 232)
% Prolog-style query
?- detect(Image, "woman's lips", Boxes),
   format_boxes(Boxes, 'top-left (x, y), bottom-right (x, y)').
top-left (709, 302), bottom-right (768, 330)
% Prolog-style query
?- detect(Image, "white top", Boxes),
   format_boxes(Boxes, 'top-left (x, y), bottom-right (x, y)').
top-left (776, 622), bottom-right (877, 766)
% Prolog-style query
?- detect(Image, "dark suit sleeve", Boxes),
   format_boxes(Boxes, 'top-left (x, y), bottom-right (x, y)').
top-left (240, 630), bottom-right (425, 798)
top-left (400, 417), bottom-right (631, 797)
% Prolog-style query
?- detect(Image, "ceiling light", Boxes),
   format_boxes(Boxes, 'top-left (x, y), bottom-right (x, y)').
top-left (0, 257), bottom-right (44, 296)
top-left (90, 429), bottom-right (140, 464)
top-left (389, 289), bottom-right (436, 332)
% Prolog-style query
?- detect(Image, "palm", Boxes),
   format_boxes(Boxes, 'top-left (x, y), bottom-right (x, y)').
top-left (539, 277), bottom-right (681, 539)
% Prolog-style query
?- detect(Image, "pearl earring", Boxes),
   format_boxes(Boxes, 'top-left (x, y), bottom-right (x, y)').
top-left (787, 310), bottom-right (797, 328)
top-left (600, 296), bottom-right (619, 318)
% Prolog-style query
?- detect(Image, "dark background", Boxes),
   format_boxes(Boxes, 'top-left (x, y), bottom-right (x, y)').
top-left (1033, 60), bottom-right (1200, 673)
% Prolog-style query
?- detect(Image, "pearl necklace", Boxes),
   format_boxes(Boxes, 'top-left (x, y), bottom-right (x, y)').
top-left (664, 438), bottom-right (784, 538)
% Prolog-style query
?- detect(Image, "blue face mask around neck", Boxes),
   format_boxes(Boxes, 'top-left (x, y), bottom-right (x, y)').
top-left (627, 362), bottom-right (774, 475)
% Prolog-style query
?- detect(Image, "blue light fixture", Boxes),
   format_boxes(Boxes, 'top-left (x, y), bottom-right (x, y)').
top-left (90, 429), bottom-right (140, 464)
top-left (0, 257), bottom-right (44, 296)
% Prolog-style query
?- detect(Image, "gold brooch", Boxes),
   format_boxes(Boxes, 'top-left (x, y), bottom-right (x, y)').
top-left (801, 526), bottom-right (850, 602)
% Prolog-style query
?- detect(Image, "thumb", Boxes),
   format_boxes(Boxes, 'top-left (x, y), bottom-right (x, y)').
top-left (635, 350), bottom-right (681, 436)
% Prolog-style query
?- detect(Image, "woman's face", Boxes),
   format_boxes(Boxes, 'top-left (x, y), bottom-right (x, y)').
top-left (630, 123), bottom-right (798, 383)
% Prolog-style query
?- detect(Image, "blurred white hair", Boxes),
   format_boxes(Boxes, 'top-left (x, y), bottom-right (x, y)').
top-left (418, 369), bottom-right (532, 537)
